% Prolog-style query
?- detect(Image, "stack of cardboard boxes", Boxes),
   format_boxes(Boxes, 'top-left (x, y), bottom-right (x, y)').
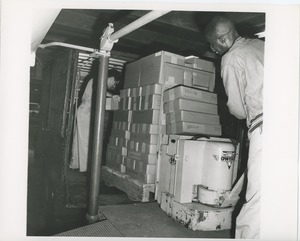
top-left (105, 50), bottom-right (220, 187)
top-left (163, 85), bottom-right (222, 136)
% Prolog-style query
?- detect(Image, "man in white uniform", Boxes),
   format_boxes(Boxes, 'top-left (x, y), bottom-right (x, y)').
top-left (70, 69), bottom-right (121, 172)
top-left (204, 15), bottom-right (264, 239)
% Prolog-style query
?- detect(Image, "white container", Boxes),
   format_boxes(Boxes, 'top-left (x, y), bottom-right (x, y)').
top-left (174, 138), bottom-right (237, 203)
top-left (201, 141), bottom-right (236, 191)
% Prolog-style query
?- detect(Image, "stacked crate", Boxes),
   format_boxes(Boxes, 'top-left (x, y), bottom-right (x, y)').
top-left (162, 56), bottom-right (221, 136)
top-left (163, 85), bottom-right (222, 136)
top-left (157, 57), bottom-right (220, 203)
top-left (105, 51), bottom-right (187, 184)
top-left (105, 109), bottom-right (131, 173)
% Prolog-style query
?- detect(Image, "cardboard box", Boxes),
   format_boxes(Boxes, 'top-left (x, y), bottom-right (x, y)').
top-left (105, 146), bottom-right (126, 168)
top-left (192, 71), bottom-right (215, 91)
top-left (166, 111), bottom-right (220, 125)
top-left (120, 88), bottom-right (131, 98)
top-left (124, 59), bottom-right (141, 88)
top-left (127, 150), bottom-right (157, 164)
top-left (111, 129), bottom-right (130, 140)
top-left (185, 57), bottom-right (215, 73)
top-left (128, 140), bottom-right (158, 154)
top-left (131, 96), bottom-right (142, 110)
top-left (141, 84), bottom-right (163, 96)
top-left (132, 110), bottom-right (161, 124)
top-left (113, 121), bottom-right (131, 131)
top-left (141, 94), bottom-right (161, 110)
top-left (183, 69), bottom-right (193, 86)
top-left (106, 96), bottom-right (120, 110)
top-left (163, 85), bottom-right (217, 104)
top-left (139, 51), bottom-right (185, 87)
top-left (125, 157), bottom-right (156, 180)
top-left (130, 123), bottom-right (161, 134)
top-left (129, 87), bottom-right (142, 97)
top-left (108, 135), bottom-right (128, 147)
top-left (125, 157), bottom-right (156, 175)
top-left (184, 57), bottom-right (216, 91)
top-left (106, 144), bottom-right (128, 156)
top-left (163, 99), bottom-right (218, 115)
top-left (113, 110), bottom-right (132, 122)
top-left (119, 97), bottom-right (132, 110)
top-left (166, 121), bottom-right (222, 136)
top-left (130, 132), bottom-right (160, 145)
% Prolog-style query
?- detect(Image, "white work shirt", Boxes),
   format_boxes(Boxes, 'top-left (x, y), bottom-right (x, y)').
top-left (221, 37), bottom-right (264, 126)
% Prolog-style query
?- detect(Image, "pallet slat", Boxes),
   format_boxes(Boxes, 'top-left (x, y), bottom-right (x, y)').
top-left (101, 166), bottom-right (155, 202)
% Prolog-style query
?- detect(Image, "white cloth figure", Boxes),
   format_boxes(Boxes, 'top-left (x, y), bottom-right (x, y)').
top-left (69, 79), bottom-right (93, 172)
top-left (69, 72), bottom-right (120, 172)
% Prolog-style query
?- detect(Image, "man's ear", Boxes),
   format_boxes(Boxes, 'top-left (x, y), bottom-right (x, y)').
top-left (220, 37), bottom-right (226, 44)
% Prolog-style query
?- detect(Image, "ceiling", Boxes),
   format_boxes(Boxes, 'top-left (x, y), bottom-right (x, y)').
top-left (37, 9), bottom-right (265, 66)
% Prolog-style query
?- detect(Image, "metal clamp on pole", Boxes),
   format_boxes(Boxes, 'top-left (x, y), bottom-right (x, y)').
top-left (99, 23), bottom-right (119, 53)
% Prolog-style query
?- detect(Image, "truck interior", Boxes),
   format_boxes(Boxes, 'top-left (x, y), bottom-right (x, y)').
top-left (27, 8), bottom-right (266, 238)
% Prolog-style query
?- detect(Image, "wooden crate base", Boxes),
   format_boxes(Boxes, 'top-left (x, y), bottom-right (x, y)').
top-left (101, 166), bottom-right (156, 202)
top-left (160, 192), bottom-right (234, 231)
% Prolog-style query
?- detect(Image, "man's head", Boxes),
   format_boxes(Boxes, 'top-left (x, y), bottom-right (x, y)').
top-left (204, 15), bottom-right (240, 55)
top-left (107, 69), bottom-right (122, 92)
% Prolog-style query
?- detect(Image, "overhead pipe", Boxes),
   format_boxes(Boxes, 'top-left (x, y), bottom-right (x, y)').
top-left (86, 10), bottom-right (171, 223)
top-left (39, 42), bottom-right (95, 53)
top-left (109, 10), bottom-right (171, 42)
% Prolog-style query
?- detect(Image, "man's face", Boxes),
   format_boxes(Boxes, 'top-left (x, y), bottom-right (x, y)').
top-left (209, 36), bottom-right (228, 56)
top-left (208, 23), bottom-right (232, 56)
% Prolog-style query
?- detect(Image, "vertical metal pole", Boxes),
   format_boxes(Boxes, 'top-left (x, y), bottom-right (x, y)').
top-left (86, 53), bottom-right (109, 223)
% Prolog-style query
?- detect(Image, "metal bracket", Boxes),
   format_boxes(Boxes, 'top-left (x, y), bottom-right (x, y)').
top-left (100, 23), bottom-right (119, 53)
top-left (168, 154), bottom-right (179, 165)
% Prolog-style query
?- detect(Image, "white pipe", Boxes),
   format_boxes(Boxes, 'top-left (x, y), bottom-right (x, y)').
top-left (109, 10), bottom-right (171, 42)
top-left (39, 10), bottom-right (171, 53)
top-left (39, 42), bottom-right (95, 53)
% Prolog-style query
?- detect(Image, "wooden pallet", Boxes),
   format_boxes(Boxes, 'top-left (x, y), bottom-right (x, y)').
top-left (101, 166), bottom-right (156, 202)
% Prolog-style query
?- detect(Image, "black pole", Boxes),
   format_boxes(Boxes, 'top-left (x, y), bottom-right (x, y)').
top-left (86, 54), bottom-right (109, 223)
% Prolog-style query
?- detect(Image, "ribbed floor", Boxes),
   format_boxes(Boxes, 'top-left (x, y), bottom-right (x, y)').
top-left (55, 202), bottom-right (232, 238)
top-left (55, 219), bottom-right (122, 237)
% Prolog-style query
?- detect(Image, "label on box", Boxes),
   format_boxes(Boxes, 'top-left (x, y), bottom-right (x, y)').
top-left (166, 121), bottom-right (222, 136)
top-left (192, 71), bottom-right (215, 91)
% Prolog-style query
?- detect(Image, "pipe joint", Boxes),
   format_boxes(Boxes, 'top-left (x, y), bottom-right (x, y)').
top-left (100, 23), bottom-right (118, 52)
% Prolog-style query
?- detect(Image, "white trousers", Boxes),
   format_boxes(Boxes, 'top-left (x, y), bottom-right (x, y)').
top-left (69, 102), bottom-right (91, 172)
top-left (235, 126), bottom-right (262, 239)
